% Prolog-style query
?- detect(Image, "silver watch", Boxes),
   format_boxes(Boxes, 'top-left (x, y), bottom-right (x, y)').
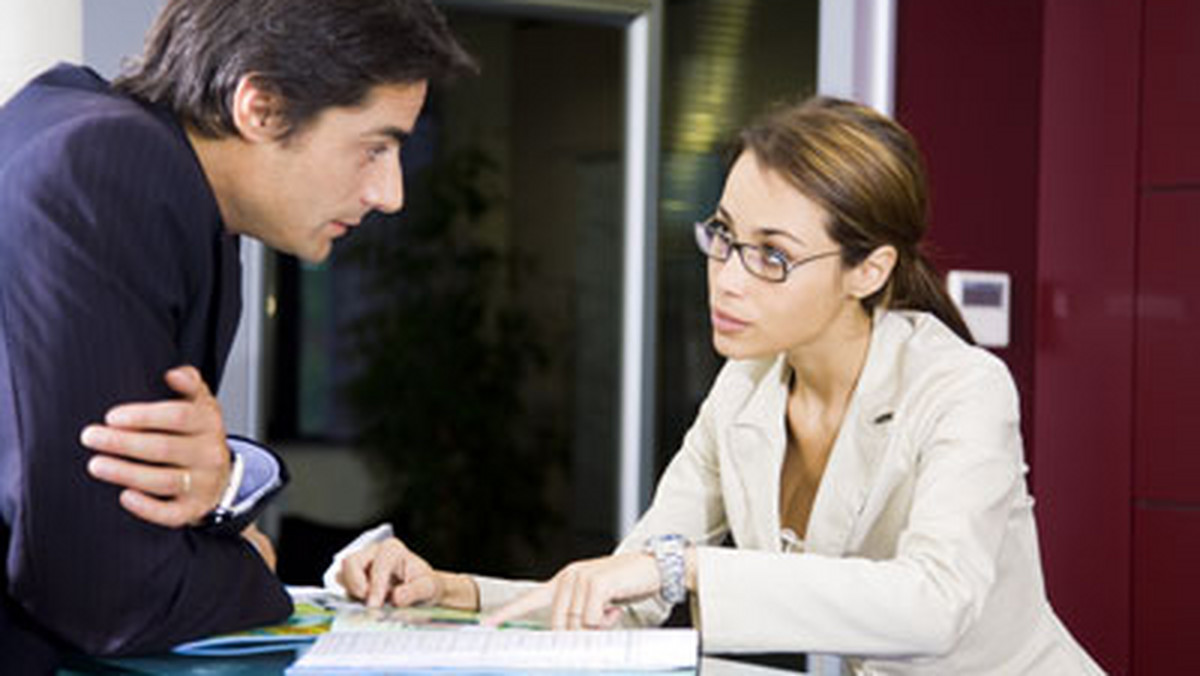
top-left (645, 533), bottom-right (688, 605)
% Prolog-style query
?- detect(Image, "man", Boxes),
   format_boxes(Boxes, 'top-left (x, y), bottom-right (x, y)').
top-left (0, 0), bottom-right (474, 669)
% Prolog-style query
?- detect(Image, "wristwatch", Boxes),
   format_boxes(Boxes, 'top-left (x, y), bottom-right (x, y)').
top-left (645, 533), bottom-right (689, 605)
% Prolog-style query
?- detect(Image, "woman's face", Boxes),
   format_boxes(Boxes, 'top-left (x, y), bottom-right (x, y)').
top-left (706, 152), bottom-right (863, 360)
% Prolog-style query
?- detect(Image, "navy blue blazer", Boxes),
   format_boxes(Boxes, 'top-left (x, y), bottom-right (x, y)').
top-left (0, 65), bottom-right (290, 667)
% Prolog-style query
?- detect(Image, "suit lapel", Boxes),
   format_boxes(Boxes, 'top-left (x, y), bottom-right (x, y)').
top-left (725, 355), bottom-right (791, 552)
top-left (804, 311), bottom-right (908, 556)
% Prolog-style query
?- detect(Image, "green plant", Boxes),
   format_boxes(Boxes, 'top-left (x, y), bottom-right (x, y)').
top-left (344, 148), bottom-right (561, 575)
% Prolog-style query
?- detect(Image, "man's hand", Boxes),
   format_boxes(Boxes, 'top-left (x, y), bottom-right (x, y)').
top-left (81, 365), bottom-right (231, 528)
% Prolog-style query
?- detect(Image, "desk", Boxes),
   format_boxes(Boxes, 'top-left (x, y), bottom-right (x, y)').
top-left (61, 654), bottom-right (806, 675)
top-left (702, 656), bottom-right (807, 675)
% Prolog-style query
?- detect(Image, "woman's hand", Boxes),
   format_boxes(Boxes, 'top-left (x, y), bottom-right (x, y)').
top-left (482, 552), bottom-right (661, 630)
top-left (81, 366), bottom-right (231, 527)
top-left (338, 537), bottom-right (478, 610)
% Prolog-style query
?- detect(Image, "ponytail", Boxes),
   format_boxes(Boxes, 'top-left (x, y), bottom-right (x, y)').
top-left (883, 252), bottom-right (974, 344)
top-left (738, 97), bottom-right (974, 344)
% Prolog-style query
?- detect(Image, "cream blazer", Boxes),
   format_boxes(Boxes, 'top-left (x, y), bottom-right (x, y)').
top-left (476, 311), bottom-right (1104, 675)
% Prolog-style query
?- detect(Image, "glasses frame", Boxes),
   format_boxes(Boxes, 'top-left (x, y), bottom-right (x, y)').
top-left (693, 219), bottom-right (842, 283)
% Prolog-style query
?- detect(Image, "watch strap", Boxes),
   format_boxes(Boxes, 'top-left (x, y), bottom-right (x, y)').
top-left (645, 533), bottom-right (688, 605)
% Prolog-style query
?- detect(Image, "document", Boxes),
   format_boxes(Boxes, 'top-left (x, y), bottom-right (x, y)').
top-left (174, 586), bottom-right (699, 673)
top-left (287, 626), bottom-right (699, 674)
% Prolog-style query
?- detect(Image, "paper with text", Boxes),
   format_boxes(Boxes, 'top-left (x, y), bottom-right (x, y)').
top-left (288, 627), bottom-right (699, 673)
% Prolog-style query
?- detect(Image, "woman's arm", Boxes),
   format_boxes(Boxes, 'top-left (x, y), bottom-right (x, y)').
top-left (481, 376), bottom-right (733, 628)
top-left (695, 359), bottom-right (1025, 655)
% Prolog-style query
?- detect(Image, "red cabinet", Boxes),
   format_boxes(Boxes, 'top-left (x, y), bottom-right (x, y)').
top-left (1136, 191), bottom-right (1200, 501)
top-left (1141, 0), bottom-right (1200, 186)
top-left (1133, 506), bottom-right (1200, 673)
top-left (1133, 3), bottom-right (1200, 672)
top-left (898, 0), bottom-right (1199, 672)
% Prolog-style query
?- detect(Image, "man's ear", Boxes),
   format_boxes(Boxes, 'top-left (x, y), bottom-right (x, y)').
top-left (846, 244), bottom-right (898, 300)
top-left (230, 75), bottom-right (288, 142)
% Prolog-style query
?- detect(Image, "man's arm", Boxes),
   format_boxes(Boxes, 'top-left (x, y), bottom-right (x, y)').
top-left (81, 366), bottom-right (288, 536)
top-left (0, 117), bottom-right (291, 656)
top-left (81, 366), bottom-right (234, 528)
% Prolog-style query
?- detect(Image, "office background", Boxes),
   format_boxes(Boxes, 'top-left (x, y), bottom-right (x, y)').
top-left (2, 1), bottom-right (1196, 673)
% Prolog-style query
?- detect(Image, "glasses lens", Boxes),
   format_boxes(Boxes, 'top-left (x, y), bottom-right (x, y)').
top-left (694, 221), bottom-right (726, 259)
top-left (749, 249), bottom-right (788, 282)
top-left (737, 247), bottom-right (774, 281)
top-left (693, 221), bottom-right (709, 255)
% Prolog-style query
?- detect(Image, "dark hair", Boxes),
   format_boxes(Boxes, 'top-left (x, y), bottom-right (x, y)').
top-left (734, 96), bottom-right (974, 343)
top-left (115, 0), bottom-right (477, 139)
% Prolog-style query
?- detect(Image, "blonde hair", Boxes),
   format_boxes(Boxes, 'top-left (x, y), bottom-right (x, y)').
top-left (735, 97), bottom-right (973, 343)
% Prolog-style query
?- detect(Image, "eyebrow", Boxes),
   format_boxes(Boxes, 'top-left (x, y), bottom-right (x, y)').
top-left (716, 205), bottom-right (808, 247)
top-left (368, 125), bottom-right (412, 145)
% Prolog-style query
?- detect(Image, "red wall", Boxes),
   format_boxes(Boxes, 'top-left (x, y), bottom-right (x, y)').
top-left (900, 0), bottom-right (1200, 672)
top-left (1132, 0), bottom-right (1200, 672)
top-left (896, 1), bottom-right (1141, 672)
top-left (894, 0), bottom-right (1043, 451)
top-left (1035, 1), bottom-right (1141, 672)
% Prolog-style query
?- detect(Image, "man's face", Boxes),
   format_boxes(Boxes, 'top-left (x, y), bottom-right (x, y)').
top-left (231, 80), bottom-right (428, 263)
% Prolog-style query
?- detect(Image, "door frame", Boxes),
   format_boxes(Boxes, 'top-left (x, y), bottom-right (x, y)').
top-left (438, 0), bottom-right (664, 538)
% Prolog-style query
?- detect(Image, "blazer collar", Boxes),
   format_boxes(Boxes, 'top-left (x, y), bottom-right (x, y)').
top-left (805, 310), bottom-right (911, 555)
top-left (725, 311), bottom-right (913, 554)
top-left (724, 355), bottom-right (789, 551)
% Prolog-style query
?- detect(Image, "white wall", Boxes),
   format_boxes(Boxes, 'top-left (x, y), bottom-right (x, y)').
top-left (818, 0), bottom-right (897, 115)
top-left (0, 0), bottom-right (166, 102)
top-left (83, 0), bottom-right (165, 80)
top-left (0, 0), bottom-right (82, 104)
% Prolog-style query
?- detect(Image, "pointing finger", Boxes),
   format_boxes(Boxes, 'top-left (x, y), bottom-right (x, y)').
top-left (367, 544), bottom-right (404, 608)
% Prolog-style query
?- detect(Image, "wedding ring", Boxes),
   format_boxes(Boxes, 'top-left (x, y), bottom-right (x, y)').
top-left (181, 470), bottom-right (192, 495)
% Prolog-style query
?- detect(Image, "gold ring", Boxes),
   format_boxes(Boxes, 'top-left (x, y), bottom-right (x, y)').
top-left (181, 470), bottom-right (192, 495)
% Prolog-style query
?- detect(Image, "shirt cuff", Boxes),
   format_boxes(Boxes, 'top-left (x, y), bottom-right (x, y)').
top-left (198, 436), bottom-right (289, 535)
top-left (227, 436), bottom-right (285, 512)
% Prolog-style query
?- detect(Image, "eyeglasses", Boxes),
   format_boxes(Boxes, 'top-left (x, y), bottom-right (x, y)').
top-left (693, 218), bottom-right (841, 283)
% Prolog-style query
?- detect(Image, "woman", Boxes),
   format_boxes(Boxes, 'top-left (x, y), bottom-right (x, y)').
top-left (335, 97), bottom-right (1102, 674)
